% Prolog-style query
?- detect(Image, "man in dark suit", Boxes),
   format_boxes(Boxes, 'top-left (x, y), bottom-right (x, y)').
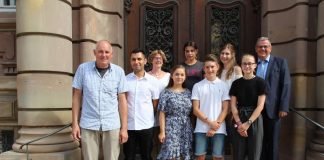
top-left (255, 37), bottom-right (291, 160)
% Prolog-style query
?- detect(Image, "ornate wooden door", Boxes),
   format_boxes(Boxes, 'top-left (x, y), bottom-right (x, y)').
top-left (125, 0), bottom-right (261, 72)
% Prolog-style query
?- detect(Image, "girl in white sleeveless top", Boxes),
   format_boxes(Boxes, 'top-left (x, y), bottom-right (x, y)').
top-left (219, 43), bottom-right (242, 87)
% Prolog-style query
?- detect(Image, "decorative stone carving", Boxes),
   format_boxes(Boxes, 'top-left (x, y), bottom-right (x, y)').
top-left (0, 32), bottom-right (16, 76)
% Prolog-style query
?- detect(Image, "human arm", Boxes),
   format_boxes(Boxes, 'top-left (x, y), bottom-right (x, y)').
top-left (230, 95), bottom-right (248, 137)
top-left (230, 96), bottom-right (240, 125)
top-left (192, 100), bottom-right (216, 129)
top-left (152, 99), bottom-right (159, 112)
top-left (118, 92), bottom-right (128, 144)
top-left (207, 100), bottom-right (229, 133)
top-left (237, 94), bottom-right (265, 134)
top-left (216, 100), bottom-right (229, 125)
top-left (72, 88), bottom-right (82, 141)
top-left (193, 100), bottom-right (208, 123)
top-left (158, 111), bottom-right (166, 143)
top-left (279, 59), bottom-right (291, 118)
top-left (193, 100), bottom-right (216, 137)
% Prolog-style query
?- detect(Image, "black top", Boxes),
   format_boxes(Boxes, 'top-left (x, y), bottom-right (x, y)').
top-left (181, 61), bottom-right (204, 91)
top-left (229, 76), bottom-right (267, 108)
top-left (96, 66), bottom-right (110, 77)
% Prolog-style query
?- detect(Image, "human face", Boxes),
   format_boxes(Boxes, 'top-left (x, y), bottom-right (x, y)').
top-left (152, 54), bottom-right (163, 69)
top-left (171, 68), bottom-right (186, 86)
top-left (255, 40), bottom-right (272, 60)
top-left (94, 41), bottom-right (113, 68)
top-left (130, 52), bottom-right (147, 73)
top-left (241, 55), bottom-right (256, 75)
top-left (220, 48), bottom-right (233, 65)
top-left (184, 46), bottom-right (197, 61)
top-left (204, 61), bottom-right (219, 80)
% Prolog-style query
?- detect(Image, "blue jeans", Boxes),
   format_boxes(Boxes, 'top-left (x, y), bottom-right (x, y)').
top-left (195, 133), bottom-right (225, 158)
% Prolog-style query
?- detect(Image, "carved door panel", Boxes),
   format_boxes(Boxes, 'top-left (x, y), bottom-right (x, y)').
top-left (125, 0), bottom-right (261, 72)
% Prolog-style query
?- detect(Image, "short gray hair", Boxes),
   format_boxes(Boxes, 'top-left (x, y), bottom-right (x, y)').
top-left (256, 37), bottom-right (271, 46)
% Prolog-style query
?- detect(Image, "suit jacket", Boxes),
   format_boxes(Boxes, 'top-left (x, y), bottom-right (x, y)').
top-left (260, 55), bottom-right (291, 119)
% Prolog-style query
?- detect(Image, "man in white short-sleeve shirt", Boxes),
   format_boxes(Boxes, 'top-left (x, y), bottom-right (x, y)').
top-left (124, 49), bottom-right (159, 160)
top-left (192, 54), bottom-right (230, 160)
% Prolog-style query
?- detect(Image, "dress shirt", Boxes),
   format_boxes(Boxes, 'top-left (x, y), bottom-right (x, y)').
top-left (72, 62), bottom-right (128, 131)
top-left (126, 72), bottom-right (159, 130)
top-left (257, 55), bottom-right (270, 79)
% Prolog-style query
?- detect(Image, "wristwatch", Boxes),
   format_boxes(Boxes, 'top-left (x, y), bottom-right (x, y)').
top-left (247, 119), bottom-right (253, 125)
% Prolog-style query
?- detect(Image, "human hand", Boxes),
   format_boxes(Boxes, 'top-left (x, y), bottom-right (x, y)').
top-left (237, 122), bottom-right (250, 137)
top-left (279, 111), bottom-right (288, 118)
top-left (71, 124), bottom-right (81, 141)
top-left (119, 128), bottom-right (128, 144)
top-left (238, 122), bottom-right (250, 132)
top-left (208, 121), bottom-right (221, 131)
top-left (238, 130), bottom-right (248, 137)
top-left (158, 132), bottom-right (165, 143)
top-left (206, 129), bottom-right (216, 137)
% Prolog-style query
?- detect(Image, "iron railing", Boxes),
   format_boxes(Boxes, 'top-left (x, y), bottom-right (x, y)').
top-left (19, 123), bottom-right (72, 160)
top-left (14, 108), bottom-right (324, 160)
top-left (289, 107), bottom-right (324, 130)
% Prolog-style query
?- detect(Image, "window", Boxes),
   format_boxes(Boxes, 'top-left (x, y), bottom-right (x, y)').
top-left (0, 0), bottom-right (16, 12)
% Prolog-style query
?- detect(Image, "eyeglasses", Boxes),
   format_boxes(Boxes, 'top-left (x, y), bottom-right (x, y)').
top-left (153, 57), bottom-right (162, 60)
top-left (257, 45), bottom-right (270, 49)
top-left (242, 62), bottom-right (256, 66)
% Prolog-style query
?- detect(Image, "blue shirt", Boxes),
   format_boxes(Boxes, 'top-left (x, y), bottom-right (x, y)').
top-left (257, 55), bottom-right (270, 79)
top-left (72, 61), bottom-right (128, 131)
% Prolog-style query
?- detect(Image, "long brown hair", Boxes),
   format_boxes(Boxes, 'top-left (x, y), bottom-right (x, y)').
top-left (166, 65), bottom-right (187, 88)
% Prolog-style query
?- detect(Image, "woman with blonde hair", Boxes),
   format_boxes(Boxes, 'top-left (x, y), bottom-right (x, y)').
top-left (219, 43), bottom-right (242, 86)
top-left (218, 43), bottom-right (243, 155)
top-left (148, 50), bottom-right (170, 84)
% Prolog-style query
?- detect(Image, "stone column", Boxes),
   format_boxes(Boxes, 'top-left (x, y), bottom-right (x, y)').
top-left (78, 0), bottom-right (124, 66)
top-left (306, 1), bottom-right (324, 159)
top-left (0, 0), bottom-right (80, 159)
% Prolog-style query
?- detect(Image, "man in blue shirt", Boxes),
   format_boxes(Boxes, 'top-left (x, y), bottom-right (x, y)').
top-left (72, 40), bottom-right (128, 160)
top-left (255, 37), bottom-right (291, 160)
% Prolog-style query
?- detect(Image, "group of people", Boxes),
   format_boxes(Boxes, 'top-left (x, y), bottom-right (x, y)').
top-left (71, 36), bottom-right (291, 160)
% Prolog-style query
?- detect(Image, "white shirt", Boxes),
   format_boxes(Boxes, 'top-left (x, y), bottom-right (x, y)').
top-left (154, 72), bottom-right (170, 126)
top-left (126, 72), bottom-right (160, 130)
top-left (191, 78), bottom-right (230, 134)
top-left (220, 69), bottom-right (242, 88)
top-left (157, 72), bottom-right (171, 93)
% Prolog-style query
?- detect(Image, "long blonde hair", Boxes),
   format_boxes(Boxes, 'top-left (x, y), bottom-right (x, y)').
top-left (220, 43), bottom-right (238, 80)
